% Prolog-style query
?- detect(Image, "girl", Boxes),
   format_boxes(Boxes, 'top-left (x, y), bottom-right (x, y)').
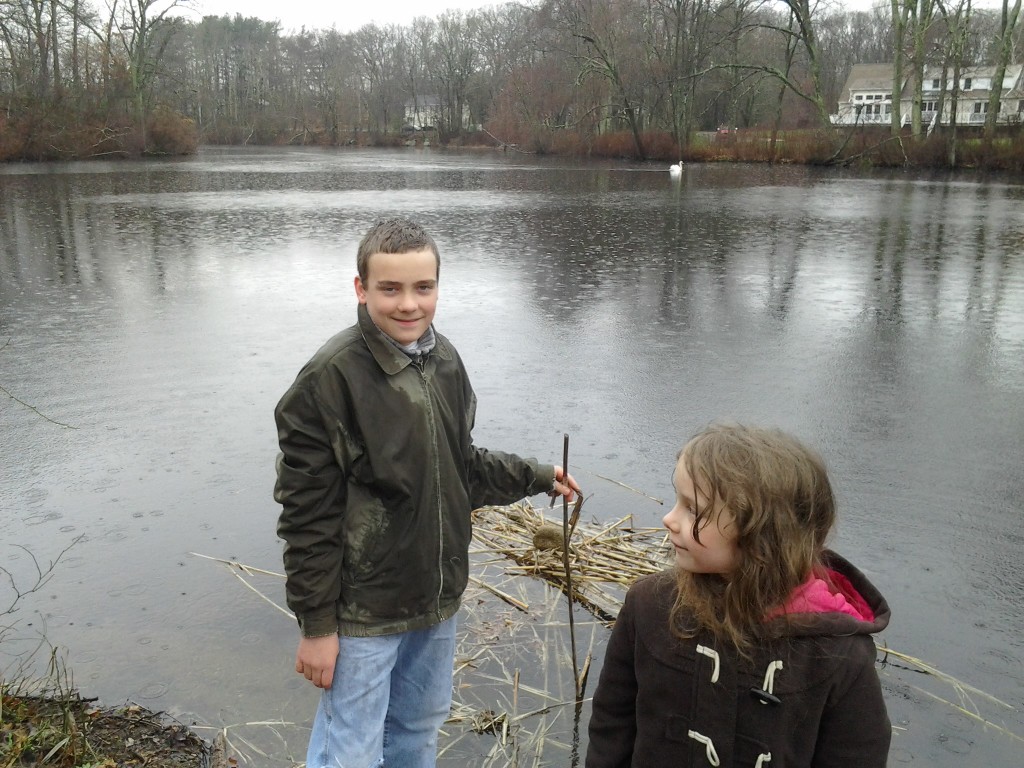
top-left (586, 424), bottom-right (891, 768)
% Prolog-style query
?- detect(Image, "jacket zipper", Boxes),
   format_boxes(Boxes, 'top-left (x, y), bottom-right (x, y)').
top-left (415, 358), bottom-right (445, 616)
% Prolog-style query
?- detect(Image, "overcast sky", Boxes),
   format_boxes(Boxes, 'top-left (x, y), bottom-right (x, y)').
top-left (177, 0), bottom-right (1002, 34)
top-left (179, 0), bottom-right (505, 33)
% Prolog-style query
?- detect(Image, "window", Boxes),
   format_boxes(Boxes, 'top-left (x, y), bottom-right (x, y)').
top-left (885, 105), bottom-right (891, 115)
top-left (973, 102), bottom-right (987, 114)
top-left (855, 95), bottom-right (863, 101)
top-left (964, 78), bottom-right (972, 90)
top-left (1019, 100), bottom-right (1024, 114)
top-left (932, 79), bottom-right (940, 89)
top-left (922, 101), bottom-right (937, 113)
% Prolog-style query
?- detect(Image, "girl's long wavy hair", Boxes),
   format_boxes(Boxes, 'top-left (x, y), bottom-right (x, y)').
top-left (670, 424), bottom-right (836, 655)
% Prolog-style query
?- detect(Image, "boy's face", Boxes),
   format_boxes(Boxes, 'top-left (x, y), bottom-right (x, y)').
top-left (355, 248), bottom-right (439, 346)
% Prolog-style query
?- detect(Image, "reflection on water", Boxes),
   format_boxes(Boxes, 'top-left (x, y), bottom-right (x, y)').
top-left (2, 148), bottom-right (1023, 766)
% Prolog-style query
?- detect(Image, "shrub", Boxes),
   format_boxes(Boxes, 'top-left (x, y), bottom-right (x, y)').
top-left (146, 108), bottom-right (199, 155)
top-left (547, 129), bottom-right (587, 156)
top-left (590, 131), bottom-right (642, 159)
top-left (641, 131), bottom-right (682, 162)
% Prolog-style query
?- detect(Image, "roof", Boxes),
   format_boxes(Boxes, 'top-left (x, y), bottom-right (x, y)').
top-left (404, 95), bottom-right (441, 108)
top-left (839, 63), bottom-right (1024, 104)
top-left (840, 64), bottom-right (903, 97)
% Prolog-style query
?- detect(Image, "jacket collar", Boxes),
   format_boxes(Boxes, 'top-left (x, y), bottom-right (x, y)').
top-left (357, 303), bottom-right (423, 376)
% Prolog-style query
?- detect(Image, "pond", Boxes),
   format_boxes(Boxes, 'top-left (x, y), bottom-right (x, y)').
top-left (1, 147), bottom-right (1022, 766)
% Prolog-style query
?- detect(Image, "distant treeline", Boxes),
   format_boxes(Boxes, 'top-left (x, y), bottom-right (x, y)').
top-left (1, 0), bottom-right (1021, 167)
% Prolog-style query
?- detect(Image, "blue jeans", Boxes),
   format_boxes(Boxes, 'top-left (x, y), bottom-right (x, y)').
top-left (305, 615), bottom-right (457, 768)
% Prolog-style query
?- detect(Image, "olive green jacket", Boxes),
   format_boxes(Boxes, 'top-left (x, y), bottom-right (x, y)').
top-left (274, 304), bottom-right (554, 638)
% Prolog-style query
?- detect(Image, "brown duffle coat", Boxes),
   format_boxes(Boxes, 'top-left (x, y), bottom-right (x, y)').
top-left (586, 551), bottom-right (891, 768)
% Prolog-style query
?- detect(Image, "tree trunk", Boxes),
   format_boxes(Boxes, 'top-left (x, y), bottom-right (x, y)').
top-left (891, 0), bottom-right (909, 135)
top-left (984, 0), bottom-right (1022, 139)
top-left (50, 0), bottom-right (61, 99)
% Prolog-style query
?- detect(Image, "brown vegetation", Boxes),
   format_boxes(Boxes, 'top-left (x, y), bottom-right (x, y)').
top-left (582, 127), bottom-right (1024, 171)
top-left (0, 691), bottom-right (212, 768)
top-left (0, 109), bottom-right (197, 163)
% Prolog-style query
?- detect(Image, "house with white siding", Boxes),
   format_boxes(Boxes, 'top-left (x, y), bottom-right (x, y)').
top-left (404, 95), bottom-right (443, 130)
top-left (403, 96), bottom-right (474, 131)
top-left (832, 63), bottom-right (1024, 128)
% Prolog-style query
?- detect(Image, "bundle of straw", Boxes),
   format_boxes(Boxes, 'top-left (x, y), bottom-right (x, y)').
top-left (471, 501), bottom-right (671, 622)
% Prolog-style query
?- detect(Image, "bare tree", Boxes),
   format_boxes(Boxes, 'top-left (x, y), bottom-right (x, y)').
top-left (432, 10), bottom-right (480, 136)
top-left (715, 0), bottom-right (837, 132)
top-left (114, 0), bottom-right (194, 150)
top-left (0, 0), bottom-right (61, 100)
top-left (553, 0), bottom-right (653, 159)
top-left (888, 0), bottom-right (942, 138)
top-left (643, 0), bottom-right (718, 148)
top-left (352, 23), bottom-right (405, 134)
top-left (473, 3), bottom-right (536, 128)
top-left (772, 0), bottom-right (833, 128)
top-left (936, 0), bottom-right (972, 164)
top-left (401, 17), bottom-right (435, 129)
top-left (984, 0), bottom-right (1021, 137)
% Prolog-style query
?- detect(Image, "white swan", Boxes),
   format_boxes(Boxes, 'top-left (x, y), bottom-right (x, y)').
top-left (669, 162), bottom-right (683, 175)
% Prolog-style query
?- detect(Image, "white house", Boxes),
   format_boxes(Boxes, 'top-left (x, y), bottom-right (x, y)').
top-left (403, 96), bottom-right (473, 131)
top-left (404, 95), bottom-right (443, 130)
top-left (832, 63), bottom-right (1024, 128)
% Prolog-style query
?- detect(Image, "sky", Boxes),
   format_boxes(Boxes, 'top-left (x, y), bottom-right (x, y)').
top-left (177, 0), bottom-right (1002, 35)
top-left (178, 0), bottom-right (504, 33)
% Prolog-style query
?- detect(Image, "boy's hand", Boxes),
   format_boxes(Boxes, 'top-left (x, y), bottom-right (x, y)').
top-left (296, 634), bottom-right (339, 689)
top-left (551, 466), bottom-right (581, 502)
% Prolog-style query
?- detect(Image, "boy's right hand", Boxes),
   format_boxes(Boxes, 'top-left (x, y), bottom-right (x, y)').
top-left (296, 634), bottom-right (339, 689)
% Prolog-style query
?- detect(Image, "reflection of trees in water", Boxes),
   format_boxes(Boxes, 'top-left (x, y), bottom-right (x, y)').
top-left (763, 216), bottom-right (807, 322)
top-left (859, 179), bottom-right (1022, 368)
top-left (503, 194), bottom-right (758, 338)
top-left (6, 160), bottom-right (1022, 364)
top-left (919, 181), bottom-right (951, 323)
top-left (0, 173), bottom-right (159, 292)
top-left (1, 176), bottom-right (85, 288)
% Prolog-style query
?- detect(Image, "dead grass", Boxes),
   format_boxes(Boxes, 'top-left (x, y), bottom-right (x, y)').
top-left (469, 502), bottom-right (668, 622)
top-left (7, 500), bottom-right (1020, 768)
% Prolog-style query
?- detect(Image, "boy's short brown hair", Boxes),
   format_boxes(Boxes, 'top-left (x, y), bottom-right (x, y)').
top-left (357, 218), bottom-right (440, 282)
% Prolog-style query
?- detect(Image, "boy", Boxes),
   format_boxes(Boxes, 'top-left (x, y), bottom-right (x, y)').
top-left (274, 217), bottom-right (579, 768)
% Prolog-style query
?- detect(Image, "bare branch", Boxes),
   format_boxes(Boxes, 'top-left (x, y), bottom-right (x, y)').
top-left (1, 536), bottom-right (85, 618)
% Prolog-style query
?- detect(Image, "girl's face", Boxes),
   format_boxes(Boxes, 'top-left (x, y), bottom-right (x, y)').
top-left (663, 454), bottom-right (741, 575)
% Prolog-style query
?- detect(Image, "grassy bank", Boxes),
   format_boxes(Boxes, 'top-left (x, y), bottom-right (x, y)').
top-left (574, 127), bottom-right (1024, 172)
top-left (0, 109), bottom-right (198, 162)
top-left (5, 111), bottom-right (1022, 173)
top-left (1, 684), bottom-right (211, 768)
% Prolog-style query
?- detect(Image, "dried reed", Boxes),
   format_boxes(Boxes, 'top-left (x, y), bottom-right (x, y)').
top-left (192, 499), bottom-right (1023, 764)
top-left (470, 501), bottom-right (669, 622)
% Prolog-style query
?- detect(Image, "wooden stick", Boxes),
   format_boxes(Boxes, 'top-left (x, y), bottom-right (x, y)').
top-left (560, 433), bottom-right (582, 700)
